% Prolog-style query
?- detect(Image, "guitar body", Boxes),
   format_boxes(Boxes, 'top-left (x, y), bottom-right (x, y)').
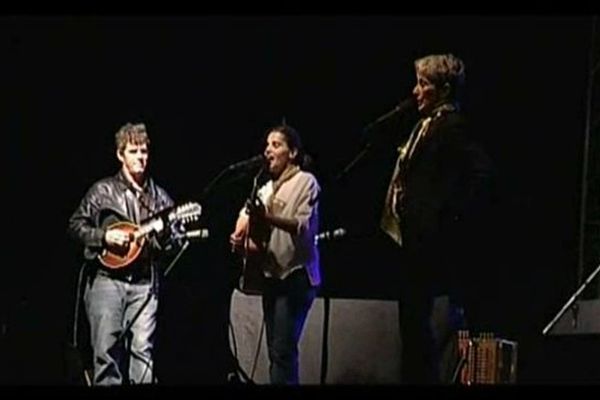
top-left (238, 240), bottom-right (266, 295)
top-left (99, 221), bottom-right (145, 269)
top-left (238, 216), bottom-right (270, 295)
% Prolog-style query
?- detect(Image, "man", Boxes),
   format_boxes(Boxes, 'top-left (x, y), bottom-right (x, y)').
top-left (381, 54), bottom-right (493, 383)
top-left (68, 122), bottom-right (180, 385)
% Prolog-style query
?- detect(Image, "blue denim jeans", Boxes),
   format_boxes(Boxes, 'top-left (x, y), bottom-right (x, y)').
top-left (261, 268), bottom-right (316, 385)
top-left (84, 271), bottom-right (158, 386)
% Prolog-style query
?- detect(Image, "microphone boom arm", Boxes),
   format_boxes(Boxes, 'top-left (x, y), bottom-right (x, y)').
top-left (336, 98), bottom-right (414, 181)
top-left (201, 156), bottom-right (264, 201)
top-left (363, 105), bottom-right (401, 133)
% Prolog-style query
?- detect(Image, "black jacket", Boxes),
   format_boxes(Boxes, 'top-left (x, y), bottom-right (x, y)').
top-left (379, 109), bottom-right (494, 296)
top-left (68, 171), bottom-right (175, 265)
top-left (400, 111), bottom-right (492, 251)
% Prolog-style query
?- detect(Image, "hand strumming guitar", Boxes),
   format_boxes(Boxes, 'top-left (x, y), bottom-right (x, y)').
top-left (104, 227), bottom-right (133, 249)
top-left (229, 196), bottom-right (267, 254)
top-left (245, 196), bottom-right (266, 221)
top-left (229, 215), bottom-right (249, 253)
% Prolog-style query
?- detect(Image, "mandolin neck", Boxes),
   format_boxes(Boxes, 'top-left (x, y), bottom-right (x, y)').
top-left (134, 218), bottom-right (164, 241)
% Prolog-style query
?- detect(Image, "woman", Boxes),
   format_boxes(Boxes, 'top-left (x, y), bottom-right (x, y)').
top-left (230, 124), bottom-right (321, 384)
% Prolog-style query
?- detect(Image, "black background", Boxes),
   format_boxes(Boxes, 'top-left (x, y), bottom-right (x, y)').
top-left (2, 15), bottom-right (594, 384)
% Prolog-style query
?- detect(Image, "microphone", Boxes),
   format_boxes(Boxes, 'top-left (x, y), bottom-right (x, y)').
top-left (363, 97), bottom-right (416, 133)
top-left (315, 228), bottom-right (347, 243)
top-left (227, 155), bottom-right (265, 171)
top-left (183, 229), bottom-right (210, 240)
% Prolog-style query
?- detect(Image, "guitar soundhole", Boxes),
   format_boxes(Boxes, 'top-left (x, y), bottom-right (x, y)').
top-left (109, 244), bottom-right (130, 258)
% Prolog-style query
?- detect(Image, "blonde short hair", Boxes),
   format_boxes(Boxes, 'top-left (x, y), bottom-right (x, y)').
top-left (415, 53), bottom-right (466, 100)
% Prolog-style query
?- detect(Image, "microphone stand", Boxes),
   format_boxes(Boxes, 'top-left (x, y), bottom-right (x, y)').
top-left (542, 261), bottom-right (600, 335)
top-left (201, 159), bottom-right (261, 201)
top-left (199, 163), bottom-right (264, 385)
top-left (114, 234), bottom-right (192, 385)
top-left (335, 144), bottom-right (373, 182)
top-left (202, 167), bottom-right (234, 202)
top-left (319, 103), bottom-right (412, 383)
top-left (162, 240), bottom-right (191, 278)
top-left (229, 166), bottom-right (265, 384)
top-left (237, 166), bottom-right (265, 296)
top-left (363, 104), bottom-right (403, 133)
top-left (335, 104), bottom-right (403, 181)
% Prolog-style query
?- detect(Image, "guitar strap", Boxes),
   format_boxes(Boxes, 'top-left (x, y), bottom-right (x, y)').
top-left (119, 171), bottom-right (157, 223)
top-left (267, 164), bottom-right (300, 211)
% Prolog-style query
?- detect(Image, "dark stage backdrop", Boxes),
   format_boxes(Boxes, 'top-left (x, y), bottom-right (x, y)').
top-left (2, 15), bottom-right (592, 384)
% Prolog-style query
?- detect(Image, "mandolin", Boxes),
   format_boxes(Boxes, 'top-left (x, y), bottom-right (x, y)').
top-left (98, 202), bottom-right (202, 269)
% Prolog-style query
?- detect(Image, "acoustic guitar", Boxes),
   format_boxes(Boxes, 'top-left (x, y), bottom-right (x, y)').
top-left (237, 216), bottom-right (347, 295)
top-left (235, 196), bottom-right (270, 295)
top-left (98, 202), bottom-right (202, 269)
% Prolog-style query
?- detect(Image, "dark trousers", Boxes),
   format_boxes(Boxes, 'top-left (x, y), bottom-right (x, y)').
top-left (395, 244), bottom-right (467, 384)
top-left (261, 268), bottom-right (316, 385)
top-left (398, 280), bottom-right (438, 384)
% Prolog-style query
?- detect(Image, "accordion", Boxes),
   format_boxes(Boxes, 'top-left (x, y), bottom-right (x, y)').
top-left (456, 330), bottom-right (518, 384)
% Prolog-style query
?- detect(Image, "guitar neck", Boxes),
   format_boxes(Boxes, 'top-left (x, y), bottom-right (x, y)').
top-left (134, 217), bottom-right (164, 240)
top-left (130, 202), bottom-right (202, 241)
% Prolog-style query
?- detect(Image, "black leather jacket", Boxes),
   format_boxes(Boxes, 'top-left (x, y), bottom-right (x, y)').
top-left (68, 171), bottom-right (175, 266)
